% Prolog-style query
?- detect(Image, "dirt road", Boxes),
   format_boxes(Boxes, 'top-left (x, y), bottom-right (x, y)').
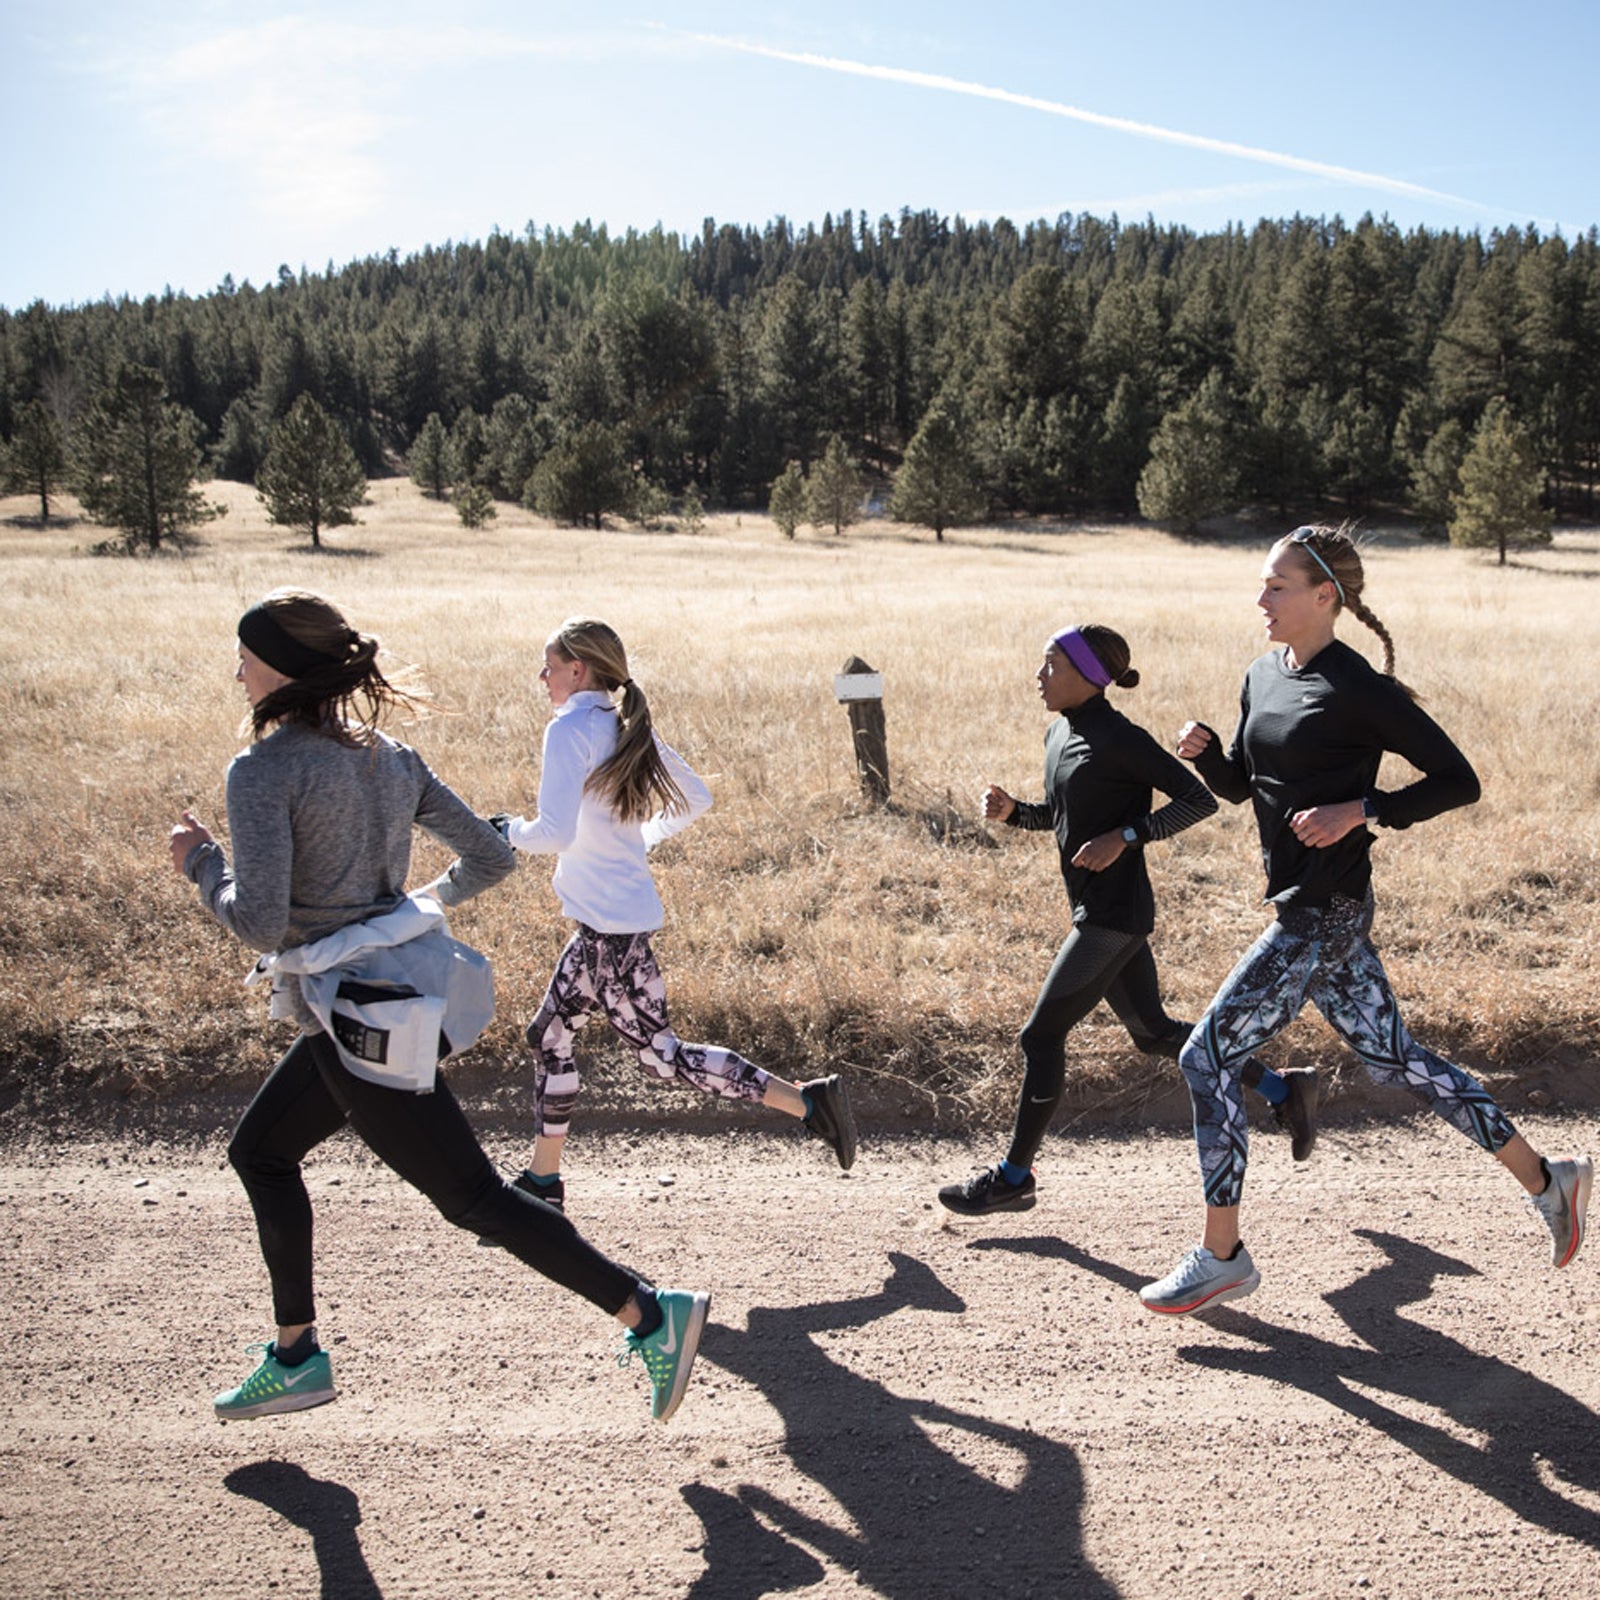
top-left (4, 1113), bottom-right (1598, 1599)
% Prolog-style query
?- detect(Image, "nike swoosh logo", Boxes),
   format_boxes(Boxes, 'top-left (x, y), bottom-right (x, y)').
top-left (283, 1363), bottom-right (325, 1387)
top-left (658, 1312), bottom-right (679, 1356)
top-left (1029, 1095), bottom-right (1054, 1104)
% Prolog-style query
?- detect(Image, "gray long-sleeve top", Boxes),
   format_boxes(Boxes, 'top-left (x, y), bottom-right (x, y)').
top-left (185, 722), bottom-right (514, 1021)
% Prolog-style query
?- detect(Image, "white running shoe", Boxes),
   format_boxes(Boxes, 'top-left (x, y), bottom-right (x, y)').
top-left (1531, 1156), bottom-right (1593, 1268)
top-left (1139, 1244), bottom-right (1260, 1315)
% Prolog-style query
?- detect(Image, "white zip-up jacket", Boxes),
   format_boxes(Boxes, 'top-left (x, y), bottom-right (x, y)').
top-left (504, 690), bottom-right (711, 933)
top-left (246, 892), bottom-right (494, 1094)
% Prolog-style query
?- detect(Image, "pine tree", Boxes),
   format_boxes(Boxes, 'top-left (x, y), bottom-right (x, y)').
top-left (768, 461), bottom-right (805, 539)
top-left (256, 393), bottom-right (367, 548)
top-left (452, 483), bottom-right (497, 528)
top-left (409, 413), bottom-right (451, 499)
top-left (2, 399), bottom-right (68, 521)
top-left (73, 363), bottom-right (223, 551)
top-left (1449, 401), bottom-right (1552, 564)
top-left (1136, 372), bottom-right (1240, 532)
top-left (525, 422), bottom-right (634, 528)
top-left (890, 395), bottom-right (985, 540)
top-left (805, 433), bottom-right (862, 535)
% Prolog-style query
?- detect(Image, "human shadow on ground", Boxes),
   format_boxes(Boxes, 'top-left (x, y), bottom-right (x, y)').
top-left (688, 1250), bottom-right (1120, 1600)
top-left (224, 1460), bottom-right (383, 1600)
top-left (1176, 1230), bottom-right (1600, 1548)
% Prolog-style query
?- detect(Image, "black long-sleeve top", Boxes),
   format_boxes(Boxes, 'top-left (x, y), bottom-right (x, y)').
top-left (1192, 640), bottom-right (1480, 909)
top-left (1007, 693), bottom-right (1219, 935)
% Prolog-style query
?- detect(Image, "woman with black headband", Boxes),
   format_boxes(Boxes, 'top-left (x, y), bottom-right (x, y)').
top-left (1140, 525), bottom-right (1591, 1314)
top-left (168, 588), bottom-right (709, 1424)
top-left (938, 623), bottom-right (1308, 1218)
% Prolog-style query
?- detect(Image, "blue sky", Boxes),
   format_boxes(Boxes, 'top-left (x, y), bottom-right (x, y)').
top-left (5, 1), bottom-right (1599, 310)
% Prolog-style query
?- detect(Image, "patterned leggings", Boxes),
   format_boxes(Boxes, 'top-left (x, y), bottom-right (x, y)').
top-left (528, 925), bottom-right (769, 1137)
top-left (1180, 892), bottom-right (1517, 1208)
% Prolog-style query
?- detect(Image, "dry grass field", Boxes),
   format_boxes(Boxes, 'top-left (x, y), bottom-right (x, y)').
top-left (2, 482), bottom-right (1597, 1131)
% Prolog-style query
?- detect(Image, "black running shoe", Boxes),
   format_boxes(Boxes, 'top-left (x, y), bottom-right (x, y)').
top-left (512, 1168), bottom-right (565, 1213)
top-left (800, 1075), bottom-right (857, 1170)
top-left (1273, 1069), bottom-right (1319, 1162)
top-left (938, 1164), bottom-right (1037, 1216)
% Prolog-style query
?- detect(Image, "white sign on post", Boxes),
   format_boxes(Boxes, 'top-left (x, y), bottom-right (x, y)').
top-left (833, 672), bottom-right (884, 703)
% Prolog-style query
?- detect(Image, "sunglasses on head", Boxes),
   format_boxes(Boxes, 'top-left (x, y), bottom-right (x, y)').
top-left (1286, 527), bottom-right (1344, 602)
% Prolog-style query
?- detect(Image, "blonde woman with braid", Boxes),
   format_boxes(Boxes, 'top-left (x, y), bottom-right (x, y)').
top-left (1140, 527), bottom-right (1591, 1315)
top-left (492, 618), bottom-right (855, 1210)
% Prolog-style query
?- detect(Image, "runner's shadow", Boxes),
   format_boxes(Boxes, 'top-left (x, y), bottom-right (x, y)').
top-left (224, 1460), bottom-right (383, 1600)
top-left (1180, 1229), bottom-right (1600, 1547)
top-left (693, 1250), bottom-right (1121, 1599)
top-left (967, 1234), bottom-right (1147, 1294)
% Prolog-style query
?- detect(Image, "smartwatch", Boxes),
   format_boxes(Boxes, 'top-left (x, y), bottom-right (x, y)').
top-left (1121, 825), bottom-right (1139, 845)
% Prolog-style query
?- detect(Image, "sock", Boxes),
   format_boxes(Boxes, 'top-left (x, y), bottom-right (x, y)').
top-left (1255, 1069), bottom-right (1289, 1105)
top-left (528, 1171), bottom-right (561, 1191)
top-left (1220, 1241), bottom-right (1244, 1261)
top-left (632, 1286), bottom-right (664, 1340)
top-left (800, 1089), bottom-right (815, 1119)
top-left (998, 1159), bottom-right (1030, 1187)
top-left (273, 1326), bottom-right (319, 1366)
top-left (1539, 1158), bottom-right (1552, 1195)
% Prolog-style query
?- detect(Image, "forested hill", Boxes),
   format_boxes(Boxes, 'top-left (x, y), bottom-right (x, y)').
top-left (4, 208), bottom-right (1598, 521)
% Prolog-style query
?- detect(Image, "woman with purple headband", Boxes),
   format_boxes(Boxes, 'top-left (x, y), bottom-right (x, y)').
top-left (1140, 525), bottom-right (1590, 1315)
top-left (938, 623), bottom-right (1308, 1218)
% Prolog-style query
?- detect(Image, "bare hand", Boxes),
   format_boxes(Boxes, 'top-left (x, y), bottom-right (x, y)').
top-left (1176, 721), bottom-right (1213, 761)
top-left (168, 809), bottom-right (214, 874)
top-left (1289, 800), bottom-right (1366, 849)
top-left (981, 784), bottom-right (1016, 823)
top-left (1070, 831), bottom-right (1128, 873)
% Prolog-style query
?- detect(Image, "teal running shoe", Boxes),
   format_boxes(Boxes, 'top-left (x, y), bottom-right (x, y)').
top-left (618, 1289), bottom-right (709, 1422)
top-left (214, 1343), bottom-right (337, 1421)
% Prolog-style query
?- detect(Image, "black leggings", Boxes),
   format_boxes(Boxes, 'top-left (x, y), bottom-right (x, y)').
top-left (1006, 926), bottom-right (1265, 1170)
top-left (227, 1032), bottom-right (640, 1328)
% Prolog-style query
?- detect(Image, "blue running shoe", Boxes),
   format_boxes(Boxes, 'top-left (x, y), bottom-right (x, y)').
top-left (619, 1289), bottom-right (709, 1422)
top-left (214, 1343), bottom-right (337, 1420)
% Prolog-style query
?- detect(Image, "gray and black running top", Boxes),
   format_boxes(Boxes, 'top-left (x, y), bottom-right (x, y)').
top-left (1007, 693), bottom-right (1218, 935)
top-left (1191, 639), bottom-right (1480, 910)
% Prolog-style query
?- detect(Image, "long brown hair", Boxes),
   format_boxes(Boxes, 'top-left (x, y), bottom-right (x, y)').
top-left (243, 588), bottom-right (429, 744)
top-left (548, 617), bottom-right (688, 823)
top-left (1274, 524), bottom-right (1416, 698)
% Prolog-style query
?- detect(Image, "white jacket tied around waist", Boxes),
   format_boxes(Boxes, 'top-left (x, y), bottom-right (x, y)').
top-left (247, 892), bottom-right (495, 1094)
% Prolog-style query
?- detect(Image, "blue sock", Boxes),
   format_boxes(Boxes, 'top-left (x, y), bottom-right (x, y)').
top-left (1255, 1069), bottom-right (1289, 1105)
top-left (528, 1171), bottom-right (561, 1190)
top-left (800, 1089), bottom-right (814, 1118)
top-left (998, 1159), bottom-right (1030, 1186)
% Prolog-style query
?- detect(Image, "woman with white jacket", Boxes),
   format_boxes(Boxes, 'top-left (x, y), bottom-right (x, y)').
top-left (494, 617), bottom-right (856, 1210)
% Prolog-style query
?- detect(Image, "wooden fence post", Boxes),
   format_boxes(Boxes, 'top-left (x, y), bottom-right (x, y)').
top-left (834, 655), bottom-right (889, 806)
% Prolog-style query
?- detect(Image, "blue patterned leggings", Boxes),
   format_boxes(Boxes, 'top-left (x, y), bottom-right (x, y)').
top-left (1180, 892), bottom-right (1516, 1208)
top-left (527, 925), bottom-right (769, 1137)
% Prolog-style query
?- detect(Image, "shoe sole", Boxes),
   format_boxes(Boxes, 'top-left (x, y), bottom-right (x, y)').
top-left (1554, 1159), bottom-right (1593, 1268)
top-left (1140, 1269), bottom-right (1261, 1316)
top-left (809, 1079), bottom-right (858, 1171)
top-left (655, 1292), bottom-right (710, 1424)
top-left (215, 1387), bottom-right (338, 1421)
top-left (937, 1190), bottom-right (1038, 1217)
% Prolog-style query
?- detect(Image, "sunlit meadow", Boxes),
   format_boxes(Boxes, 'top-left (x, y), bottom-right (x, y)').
top-left (3, 482), bottom-right (1596, 1129)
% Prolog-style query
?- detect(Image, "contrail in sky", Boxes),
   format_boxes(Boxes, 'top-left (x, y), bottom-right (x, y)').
top-left (685, 31), bottom-right (1486, 213)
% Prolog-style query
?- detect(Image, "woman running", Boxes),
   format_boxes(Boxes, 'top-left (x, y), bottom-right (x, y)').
top-left (938, 624), bottom-right (1310, 1217)
top-left (1140, 526), bottom-right (1591, 1314)
top-left (170, 588), bottom-right (707, 1423)
top-left (492, 617), bottom-right (855, 1211)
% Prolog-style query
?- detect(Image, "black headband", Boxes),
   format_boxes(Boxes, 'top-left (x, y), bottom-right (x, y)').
top-left (238, 603), bottom-right (346, 680)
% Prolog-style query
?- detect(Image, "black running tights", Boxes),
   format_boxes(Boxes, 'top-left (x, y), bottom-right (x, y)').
top-left (227, 1032), bottom-right (639, 1328)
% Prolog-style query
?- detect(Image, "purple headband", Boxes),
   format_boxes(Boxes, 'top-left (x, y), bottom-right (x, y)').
top-left (1052, 626), bottom-right (1113, 689)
